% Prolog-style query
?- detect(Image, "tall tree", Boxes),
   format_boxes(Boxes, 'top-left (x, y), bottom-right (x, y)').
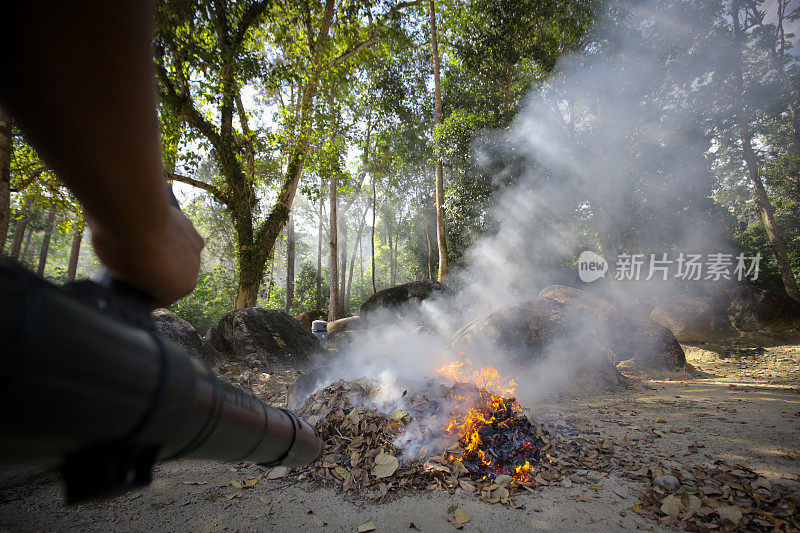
top-left (371, 173), bottom-right (377, 293)
top-left (0, 105), bottom-right (10, 251)
top-left (36, 204), bottom-right (56, 276)
top-left (156, 0), bottom-right (420, 309)
top-left (328, 159), bottom-right (340, 321)
top-left (730, 1), bottom-right (799, 300)
top-left (9, 199), bottom-right (29, 258)
top-left (317, 187), bottom-right (324, 309)
top-left (346, 203), bottom-right (369, 304)
top-left (155, 0), bottom-right (329, 308)
top-left (285, 210), bottom-right (295, 312)
top-left (429, 0), bottom-right (448, 281)
top-left (66, 218), bottom-right (84, 282)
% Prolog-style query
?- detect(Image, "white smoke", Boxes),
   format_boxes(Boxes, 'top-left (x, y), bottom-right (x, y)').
top-left (305, 0), bottom-right (773, 408)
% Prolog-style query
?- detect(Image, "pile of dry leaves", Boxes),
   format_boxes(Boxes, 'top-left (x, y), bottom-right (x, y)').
top-left (297, 377), bottom-right (597, 507)
top-left (632, 461), bottom-right (799, 531)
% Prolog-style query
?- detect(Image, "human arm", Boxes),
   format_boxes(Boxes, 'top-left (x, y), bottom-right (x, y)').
top-left (0, 1), bottom-right (203, 306)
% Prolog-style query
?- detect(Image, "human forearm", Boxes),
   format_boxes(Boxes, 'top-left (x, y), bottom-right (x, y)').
top-left (0, 1), bottom-right (170, 237)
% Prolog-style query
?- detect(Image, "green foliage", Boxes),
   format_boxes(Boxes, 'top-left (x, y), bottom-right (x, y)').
top-left (170, 266), bottom-right (237, 333)
top-left (292, 262), bottom-right (326, 314)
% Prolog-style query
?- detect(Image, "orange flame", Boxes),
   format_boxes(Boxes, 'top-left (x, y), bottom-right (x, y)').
top-left (513, 460), bottom-right (532, 483)
top-left (437, 361), bottom-right (517, 398)
top-left (437, 359), bottom-right (533, 483)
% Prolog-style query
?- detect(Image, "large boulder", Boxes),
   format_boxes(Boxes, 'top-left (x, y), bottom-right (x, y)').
top-left (450, 298), bottom-right (626, 389)
top-left (360, 280), bottom-right (453, 315)
top-left (538, 285), bottom-right (686, 368)
top-left (727, 285), bottom-right (800, 331)
top-left (152, 308), bottom-right (220, 364)
top-left (295, 309), bottom-right (326, 330)
top-left (327, 315), bottom-right (363, 337)
top-left (216, 308), bottom-right (320, 366)
top-left (451, 298), bottom-right (567, 361)
top-left (649, 296), bottom-right (714, 343)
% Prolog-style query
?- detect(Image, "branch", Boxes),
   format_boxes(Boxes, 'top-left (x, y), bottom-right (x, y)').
top-left (335, 36), bottom-right (379, 64)
top-left (233, 0), bottom-right (271, 45)
top-left (315, 0), bottom-right (336, 52)
top-left (156, 59), bottom-right (222, 150)
top-left (334, 0), bottom-right (421, 64)
top-left (167, 171), bottom-right (226, 203)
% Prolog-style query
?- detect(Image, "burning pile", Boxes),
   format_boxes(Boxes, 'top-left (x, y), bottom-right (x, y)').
top-left (437, 361), bottom-right (541, 484)
top-left (297, 362), bottom-right (580, 505)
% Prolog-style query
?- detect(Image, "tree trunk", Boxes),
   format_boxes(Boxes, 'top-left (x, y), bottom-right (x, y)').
top-left (20, 224), bottom-right (33, 263)
top-left (37, 204), bottom-right (57, 277)
top-left (266, 252), bottom-right (275, 304)
top-left (371, 175), bottom-right (377, 294)
top-left (385, 215), bottom-right (396, 286)
top-left (285, 210), bottom-right (295, 313)
top-left (234, 249), bottom-right (263, 309)
top-left (359, 229), bottom-right (364, 281)
top-left (339, 215), bottom-right (347, 315)
top-left (733, 11), bottom-right (800, 300)
top-left (429, 0), bottom-right (448, 282)
top-left (425, 224), bottom-right (433, 280)
top-left (744, 139), bottom-right (799, 299)
top-left (328, 170), bottom-right (340, 321)
top-left (10, 200), bottom-right (30, 259)
top-left (347, 205), bottom-right (369, 304)
top-left (317, 189), bottom-right (323, 309)
top-left (66, 220), bottom-right (84, 282)
top-left (0, 105), bottom-right (11, 252)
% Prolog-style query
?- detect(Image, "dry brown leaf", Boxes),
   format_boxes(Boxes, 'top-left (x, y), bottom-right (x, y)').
top-left (454, 508), bottom-right (470, 524)
top-left (715, 505), bottom-right (742, 524)
top-left (358, 521), bottom-right (376, 532)
top-left (267, 466), bottom-right (290, 479)
top-left (612, 485), bottom-right (628, 498)
top-left (242, 478), bottom-right (258, 488)
top-left (333, 466), bottom-right (350, 481)
top-left (452, 460), bottom-right (469, 476)
top-left (230, 479), bottom-right (243, 489)
top-left (392, 409), bottom-right (410, 421)
top-left (495, 475), bottom-right (513, 488)
top-left (407, 522), bottom-right (420, 530)
top-left (752, 477), bottom-right (772, 490)
top-left (458, 479), bottom-right (476, 492)
top-left (225, 490), bottom-right (242, 501)
top-left (181, 481), bottom-right (208, 485)
top-left (373, 453), bottom-right (399, 478)
top-left (348, 406), bottom-right (366, 425)
top-left (660, 495), bottom-right (681, 517)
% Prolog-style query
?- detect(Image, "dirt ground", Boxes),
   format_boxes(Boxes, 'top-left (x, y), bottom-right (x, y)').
top-left (1, 333), bottom-right (799, 532)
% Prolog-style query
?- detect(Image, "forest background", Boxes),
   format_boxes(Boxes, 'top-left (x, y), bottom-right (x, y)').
top-left (2, 0), bottom-right (799, 334)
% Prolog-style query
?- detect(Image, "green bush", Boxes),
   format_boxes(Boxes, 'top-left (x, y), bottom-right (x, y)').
top-left (170, 265), bottom-right (236, 333)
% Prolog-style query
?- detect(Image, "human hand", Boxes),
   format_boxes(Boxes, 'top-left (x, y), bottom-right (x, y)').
top-left (89, 207), bottom-right (205, 308)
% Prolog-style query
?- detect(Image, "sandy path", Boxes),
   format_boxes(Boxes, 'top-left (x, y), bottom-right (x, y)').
top-left (1, 344), bottom-right (798, 532)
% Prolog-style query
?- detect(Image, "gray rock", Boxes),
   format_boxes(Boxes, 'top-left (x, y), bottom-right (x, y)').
top-left (216, 307), bottom-right (320, 367)
top-left (152, 308), bottom-right (221, 364)
top-left (539, 285), bottom-right (686, 368)
top-left (360, 280), bottom-right (453, 315)
top-left (649, 295), bottom-right (714, 343)
top-left (653, 475), bottom-right (681, 491)
top-left (450, 298), bottom-right (627, 390)
top-left (727, 285), bottom-right (800, 331)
